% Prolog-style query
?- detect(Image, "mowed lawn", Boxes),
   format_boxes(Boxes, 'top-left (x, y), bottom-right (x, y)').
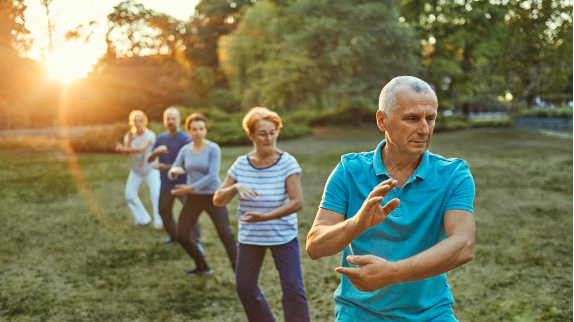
top-left (0, 127), bottom-right (571, 322)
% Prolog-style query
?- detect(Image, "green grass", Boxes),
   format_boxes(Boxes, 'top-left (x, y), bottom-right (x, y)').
top-left (0, 127), bottom-right (571, 321)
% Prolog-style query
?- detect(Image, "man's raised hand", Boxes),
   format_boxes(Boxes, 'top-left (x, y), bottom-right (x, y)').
top-left (352, 179), bottom-right (400, 233)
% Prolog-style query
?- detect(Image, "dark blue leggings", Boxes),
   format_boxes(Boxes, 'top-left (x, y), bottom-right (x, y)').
top-left (236, 238), bottom-right (310, 322)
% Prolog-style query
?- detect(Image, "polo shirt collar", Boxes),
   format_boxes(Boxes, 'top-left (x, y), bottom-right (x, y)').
top-left (373, 139), bottom-right (430, 181)
top-left (373, 140), bottom-right (389, 177)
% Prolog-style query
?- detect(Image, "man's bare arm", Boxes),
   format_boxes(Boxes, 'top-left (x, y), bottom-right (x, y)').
top-left (335, 209), bottom-right (475, 292)
top-left (306, 179), bottom-right (400, 260)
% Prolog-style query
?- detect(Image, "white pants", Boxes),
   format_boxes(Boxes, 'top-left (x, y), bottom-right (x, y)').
top-left (125, 169), bottom-right (162, 228)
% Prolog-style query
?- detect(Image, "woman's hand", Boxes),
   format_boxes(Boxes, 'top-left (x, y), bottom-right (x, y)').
top-left (115, 143), bottom-right (126, 152)
top-left (235, 184), bottom-right (259, 199)
top-left (240, 212), bottom-right (270, 222)
top-left (169, 166), bottom-right (186, 177)
top-left (171, 184), bottom-right (194, 196)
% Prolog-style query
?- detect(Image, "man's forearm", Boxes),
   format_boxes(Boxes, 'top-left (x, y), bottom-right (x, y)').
top-left (147, 151), bottom-right (160, 162)
top-left (306, 219), bottom-right (361, 260)
top-left (395, 234), bottom-right (474, 283)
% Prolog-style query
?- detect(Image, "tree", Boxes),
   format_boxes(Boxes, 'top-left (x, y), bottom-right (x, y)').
top-left (183, 0), bottom-right (254, 87)
top-left (499, 0), bottom-right (573, 105)
top-left (0, 0), bottom-right (40, 129)
top-left (221, 0), bottom-right (418, 116)
top-left (401, 0), bottom-right (509, 110)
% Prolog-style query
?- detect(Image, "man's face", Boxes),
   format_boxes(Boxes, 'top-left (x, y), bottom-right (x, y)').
top-left (377, 86), bottom-right (438, 156)
top-left (164, 113), bottom-right (180, 132)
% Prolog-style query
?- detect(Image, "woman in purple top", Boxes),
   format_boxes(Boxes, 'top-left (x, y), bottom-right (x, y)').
top-left (168, 113), bottom-right (237, 276)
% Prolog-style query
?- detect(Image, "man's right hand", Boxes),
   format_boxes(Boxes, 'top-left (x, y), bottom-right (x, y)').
top-left (352, 179), bottom-right (400, 234)
top-left (153, 163), bottom-right (171, 171)
top-left (153, 145), bottom-right (168, 154)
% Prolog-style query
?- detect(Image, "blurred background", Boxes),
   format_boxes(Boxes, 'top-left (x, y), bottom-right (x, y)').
top-left (0, 1), bottom-right (572, 321)
top-left (0, 0), bottom-right (572, 148)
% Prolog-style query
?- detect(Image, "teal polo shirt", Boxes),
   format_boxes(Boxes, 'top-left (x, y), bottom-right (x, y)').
top-left (320, 139), bottom-right (475, 321)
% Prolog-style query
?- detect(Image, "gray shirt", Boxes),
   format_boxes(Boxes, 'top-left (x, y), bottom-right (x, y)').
top-left (124, 129), bottom-right (157, 176)
top-left (170, 141), bottom-right (221, 194)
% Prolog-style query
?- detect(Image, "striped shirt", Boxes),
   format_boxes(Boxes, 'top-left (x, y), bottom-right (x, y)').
top-left (228, 152), bottom-right (302, 246)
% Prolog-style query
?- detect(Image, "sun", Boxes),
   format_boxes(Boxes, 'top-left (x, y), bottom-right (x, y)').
top-left (46, 42), bottom-right (93, 83)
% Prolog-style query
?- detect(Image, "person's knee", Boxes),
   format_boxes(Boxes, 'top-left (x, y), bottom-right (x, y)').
top-left (125, 191), bottom-right (137, 203)
top-left (236, 273), bottom-right (255, 296)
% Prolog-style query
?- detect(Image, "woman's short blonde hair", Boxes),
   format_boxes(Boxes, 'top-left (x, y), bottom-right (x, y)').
top-left (242, 107), bottom-right (283, 136)
top-left (128, 110), bottom-right (148, 132)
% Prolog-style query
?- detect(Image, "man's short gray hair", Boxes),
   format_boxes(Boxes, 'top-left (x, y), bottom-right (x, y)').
top-left (163, 107), bottom-right (181, 118)
top-left (378, 76), bottom-right (436, 116)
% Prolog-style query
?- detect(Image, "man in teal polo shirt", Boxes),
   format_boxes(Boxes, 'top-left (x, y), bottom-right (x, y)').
top-left (306, 76), bottom-right (475, 321)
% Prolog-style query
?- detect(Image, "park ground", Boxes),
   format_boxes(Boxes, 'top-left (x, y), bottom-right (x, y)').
top-left (0, 127), bottom-right (572, 321)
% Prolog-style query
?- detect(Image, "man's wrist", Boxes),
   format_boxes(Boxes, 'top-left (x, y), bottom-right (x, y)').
top-left (345, 217), bottom-right (364, 239)
top-left (392, 259), bottom-right (410, 284)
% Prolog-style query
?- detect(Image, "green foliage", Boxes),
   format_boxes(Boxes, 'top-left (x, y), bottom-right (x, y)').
top-left (222, 0), bottom-right (418, 112)
top-left (69, 123), bottom-right (129, 153)
top-left (401, 0), bottom-right (509, 108)
top-left (499, 0), bottom-right (573, 104)
top-left (517, 107), bottom-right (573, 119)
top-left (434, 115), bottom-right (512, 132)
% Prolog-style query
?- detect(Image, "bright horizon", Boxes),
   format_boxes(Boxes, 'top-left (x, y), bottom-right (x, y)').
top-left (24, 0), bottom-right (199, 83)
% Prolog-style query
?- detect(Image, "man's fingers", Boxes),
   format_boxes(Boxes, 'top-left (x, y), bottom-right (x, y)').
top-left (365, 196), bottom-right (384, 210)
top-left (372, 178), bottom-right (394, 190)
top-left (346, 255), bottom-right (374, 266)
top-left (335, 266), bottom-right (361, 279)
top-left (368, 183), bottom-right (394, 198)
top-left (382, 198), bottom-right (400, 215)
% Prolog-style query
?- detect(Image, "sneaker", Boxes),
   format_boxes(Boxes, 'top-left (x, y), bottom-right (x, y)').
top-left (186, 267), bottom-right (213, 277)
top-left (136, 221), bottom-right (151, 227)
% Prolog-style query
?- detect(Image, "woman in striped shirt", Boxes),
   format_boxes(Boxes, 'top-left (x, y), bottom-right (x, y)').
top-left (213, 107), bottom-right (310, 322)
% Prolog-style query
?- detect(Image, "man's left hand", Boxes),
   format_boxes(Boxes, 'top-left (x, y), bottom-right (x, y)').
top-left (335, 255), bottom-right (400, 292)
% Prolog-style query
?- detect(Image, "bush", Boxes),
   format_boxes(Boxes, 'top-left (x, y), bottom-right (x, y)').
top-left (69, 123), bottom-right (129, 153)
top-left (518, 107), bottom-right (573, 119)
top-left (435, 115), bottom-right (512, 132)
top-left (307, 104), bottom-right (378, 127)
top-left (0, 136), bottom-right (62, 151)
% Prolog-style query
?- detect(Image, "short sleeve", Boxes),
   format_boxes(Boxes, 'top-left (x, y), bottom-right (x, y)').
top-left (146, 130), bottom-right (156, 144)
top-left (284, 153), bottom-right (302, 178)
top-left (319, 160), bottom-right (349, 216)
top-left (227, 156), bottom-right (241, 180)
top-left (445, 161), bottom-right (475, 213)
top-left (152, 135), bottom-right (161, 150)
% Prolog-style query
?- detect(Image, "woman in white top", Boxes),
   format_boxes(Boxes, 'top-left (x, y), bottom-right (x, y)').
top-left (213, 107), bottom-right (310, 322)
top-left (115, 110), bottom-right (162, 228)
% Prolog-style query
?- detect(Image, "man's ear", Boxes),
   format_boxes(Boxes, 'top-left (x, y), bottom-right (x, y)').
top-left (376, 110), bottom-right (387, 132)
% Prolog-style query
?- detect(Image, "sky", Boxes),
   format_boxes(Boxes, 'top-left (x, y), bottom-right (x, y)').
top-left (24, 0), bottom-right (199, 81)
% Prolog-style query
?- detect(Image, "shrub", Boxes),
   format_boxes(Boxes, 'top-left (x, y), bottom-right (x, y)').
top-left (0, 136), bottom-right (62, 151)
top-left (308, 103), bottom-right (378, 127)
top-left (518, 107), bottom-right (573, 119)
top-left (69, 123), bottom-right (129, 153)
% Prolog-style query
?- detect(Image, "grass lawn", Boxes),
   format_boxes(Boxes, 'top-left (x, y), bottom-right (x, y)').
top-left (0, 127), bottom-right (572, 321)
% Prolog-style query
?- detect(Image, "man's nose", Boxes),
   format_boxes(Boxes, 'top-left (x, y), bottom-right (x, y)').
top-left (418, 119), bottom-right (430, 135)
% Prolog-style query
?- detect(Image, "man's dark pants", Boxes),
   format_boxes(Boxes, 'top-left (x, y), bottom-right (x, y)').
top-left (158, 190), bottom-right (200, 243)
